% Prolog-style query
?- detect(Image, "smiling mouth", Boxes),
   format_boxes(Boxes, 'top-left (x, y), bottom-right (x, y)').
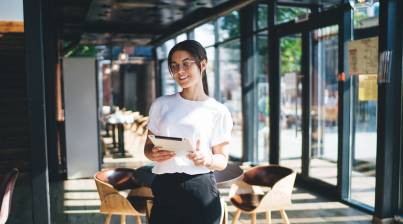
top-left (178, 75), bottom-right (189, 81)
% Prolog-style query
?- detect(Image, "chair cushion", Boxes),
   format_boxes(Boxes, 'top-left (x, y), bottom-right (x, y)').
top-left (230, 193), bottom-right (264, 212)
top-left (126, 196), bottom-right (149, 213)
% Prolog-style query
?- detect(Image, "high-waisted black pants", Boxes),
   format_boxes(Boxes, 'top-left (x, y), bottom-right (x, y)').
top-left (150, 172), bottom-right (221, 224)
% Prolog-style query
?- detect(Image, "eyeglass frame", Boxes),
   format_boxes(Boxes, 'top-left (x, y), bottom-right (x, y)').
top-left (168, 59), bottom-right (199, 75)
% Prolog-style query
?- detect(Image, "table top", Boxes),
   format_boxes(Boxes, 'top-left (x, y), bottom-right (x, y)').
top-left (134, 163), bottom-right (243, 188)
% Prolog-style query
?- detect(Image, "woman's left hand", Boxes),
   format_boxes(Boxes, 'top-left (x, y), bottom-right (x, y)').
top-left (187, 140), bottom-right (212, 167)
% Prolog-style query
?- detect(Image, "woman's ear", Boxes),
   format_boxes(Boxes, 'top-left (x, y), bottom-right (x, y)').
top-left (200, 59), bottom-right (207, 72)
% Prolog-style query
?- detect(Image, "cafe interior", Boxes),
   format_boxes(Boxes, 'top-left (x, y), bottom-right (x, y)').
top-left (0, 0), bottom-right (402, 223)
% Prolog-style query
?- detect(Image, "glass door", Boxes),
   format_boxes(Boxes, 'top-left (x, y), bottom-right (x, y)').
top-left (309, 25), bottom-right (339, 185)
top-left (350, 73), bottom-right (378, 207)
top-left (279, 34), bottom-right (303, 172)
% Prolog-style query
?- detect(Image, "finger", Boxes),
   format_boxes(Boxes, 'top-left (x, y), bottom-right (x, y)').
top-left (194, 159), bottom-right (204, 166)
top-left (156, 154), bottom-right (174, 162)
top-left (158, 151), bottom-right (175, 156)
top-left (196, 139), bottom-right (200, 151)
top-left (187, 152), bottom-right (196, 159)
top-left (194, 153), bottom-right (204, 161)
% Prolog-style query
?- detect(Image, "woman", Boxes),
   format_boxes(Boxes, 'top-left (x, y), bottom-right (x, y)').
top-left (144, 40), bottom-right (233, 224)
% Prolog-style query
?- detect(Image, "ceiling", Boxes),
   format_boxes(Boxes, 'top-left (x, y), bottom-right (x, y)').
top-left (57, 0), bottom-right (344, 47)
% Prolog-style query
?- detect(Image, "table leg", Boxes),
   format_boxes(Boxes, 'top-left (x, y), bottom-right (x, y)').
top-left (112, 123), bottom-right (132, 158)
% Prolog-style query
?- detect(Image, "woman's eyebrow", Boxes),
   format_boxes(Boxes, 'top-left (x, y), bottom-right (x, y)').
top-left (171, 58), bottom-right (194, 64)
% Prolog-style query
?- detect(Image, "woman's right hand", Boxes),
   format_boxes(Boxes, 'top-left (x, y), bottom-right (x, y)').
top-left (148, 147), bottom-right (175, 162)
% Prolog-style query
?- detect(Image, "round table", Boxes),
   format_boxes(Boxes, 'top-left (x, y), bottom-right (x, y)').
top-left (133, 162), bottom-right (243, 187)
top-left (128, 163), bottom-right (243, 224)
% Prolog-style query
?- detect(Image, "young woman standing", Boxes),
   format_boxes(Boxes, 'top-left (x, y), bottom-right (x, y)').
top-left (144, 40), bottom-right (233, 224)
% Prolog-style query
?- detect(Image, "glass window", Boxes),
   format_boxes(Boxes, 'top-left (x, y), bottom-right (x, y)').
top-left (310, 25), bottom-right (339, 185)
top-left (0, 0), bottom-right (23, 21)
top-left (276, 6), bottom-right (310, 24)
top-left (206, 47), bottom-right (216, 96)
top-left (353, 1), bottom-right (379, 29)
top-left (255, 31), bottom-right (269, 163)
top-left (194, 22), bottom-right (215, 47)
top-left (279, 34), bottom-right (302, 172)
top-left (350, 74), bottom-right (377, 207)
top-left (217, 11), bottom-right (240, 42)
top-left (161, 60), bottom-right (180, 95)
top-left (219, 39), bottom-right (242, 159)
top-left (257, 4), bottom-right (268, 30)
top-left (163, 39), bottom-right (175, 58)
top-left (156, 46), bottom-right (166, 60)
top-left (176, 33), bottom-right (187, 43)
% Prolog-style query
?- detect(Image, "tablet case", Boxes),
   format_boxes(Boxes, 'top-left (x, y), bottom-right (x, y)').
top-left (148, 135), bottom-right (193, 155)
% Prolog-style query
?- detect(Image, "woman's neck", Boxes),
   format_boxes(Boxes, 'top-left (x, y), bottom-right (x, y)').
top-left (180, 85), bottom-right (208, 101)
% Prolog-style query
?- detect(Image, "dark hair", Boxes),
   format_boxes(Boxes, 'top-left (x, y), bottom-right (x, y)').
top-left (167, 40), bottom-right (209, 95)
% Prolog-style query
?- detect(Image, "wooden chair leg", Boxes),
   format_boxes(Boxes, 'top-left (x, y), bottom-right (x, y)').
top-left (218, 198), bottom-right (228, 224)
top-left (231, 209), bottom-right (241, 224)
top-left (279, 209), bottom-right (290, 224)
top-left (104, 214), bottom-right (112, 224)
top-left (135, 215), bottom-right (142, 224)
top-left (266, 210), bottom-right (271, 224)
top-left (146, 199), bottom-right (153, 223)
top-left (120, 214), bottom-right (126, 224)
top-left (251, 213), bottom-right (257, 224)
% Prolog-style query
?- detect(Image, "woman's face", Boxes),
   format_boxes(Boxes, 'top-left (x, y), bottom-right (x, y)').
top-left (170, 50), bottom-right (206, 89)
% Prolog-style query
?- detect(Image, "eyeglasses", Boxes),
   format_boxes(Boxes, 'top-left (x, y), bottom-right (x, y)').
top-left (169, 60), bottom-right (197, 74)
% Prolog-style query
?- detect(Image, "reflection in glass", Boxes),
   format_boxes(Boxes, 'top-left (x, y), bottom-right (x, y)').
top-left (217, 11), bottom-right (240, 42)
top-left (279, 35), bottom-right (302, 172)
top-left (206, 47), bottom-right (216, 96)
top-left (219, 39), bottom-right (242, 159)
top-left (195, 22), bottom-right (215, 47)
top-left (255, 32), bottom-right (269, 162)
top-left (351, 74), bottom-right (377, 207)
top-left (310, 26), bottom-right (339, 185)
top-left (276, 6), bottom-right (310, 24)
top-left (257, 4), bottom-right (268, 30)
top-left (353, 1), bottom-right (379, 29)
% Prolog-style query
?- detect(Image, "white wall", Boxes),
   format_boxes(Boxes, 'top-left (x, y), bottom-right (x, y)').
top-left (63, 58), bottom-right (100, 179)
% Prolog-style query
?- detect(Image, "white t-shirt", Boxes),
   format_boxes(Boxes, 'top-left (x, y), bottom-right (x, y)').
top-left (147, 92), bottom-right (233, 175)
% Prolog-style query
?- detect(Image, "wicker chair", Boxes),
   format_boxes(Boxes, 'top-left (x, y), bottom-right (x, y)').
top-left (0, 168), bottom-right (19, 224)
top-left (94, 168), bottom-right (153, 224)
top-left (229, 165), bottom-right (296, 224)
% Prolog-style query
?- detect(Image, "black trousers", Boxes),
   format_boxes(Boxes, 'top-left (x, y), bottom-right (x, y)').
top-left (150, 172), bottom-right (221, 224)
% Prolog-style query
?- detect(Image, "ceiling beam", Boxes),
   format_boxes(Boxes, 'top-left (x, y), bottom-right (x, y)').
top-left (149, 0), bottom-right (257, 46)
top-left (63, 22), bottom-right (165, 36)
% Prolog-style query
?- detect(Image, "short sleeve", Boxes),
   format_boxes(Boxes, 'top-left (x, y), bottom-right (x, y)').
top-left (147, 99), bottom-right (161, 133)
top-left (210, 107), bottom-right (233, 146)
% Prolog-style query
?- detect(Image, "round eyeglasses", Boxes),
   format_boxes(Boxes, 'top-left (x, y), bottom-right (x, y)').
top-left (169, 60), bottom-right (197, 74)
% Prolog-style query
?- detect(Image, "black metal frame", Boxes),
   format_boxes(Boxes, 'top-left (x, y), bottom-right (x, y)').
top-left (23, 0), bottom-right (52, 223)
top-left (374, 0), bottom-right (403, 220)
top-left (240, 4), bottom-right (257, 162)
top-left (301, 31), bottom-right (311, 177)
top-left (337, 0), bottom-right (353, 207)
top-left (397, 1), bottom-right (403, 215)
top-left (268, 0), bottom-right (280, 165)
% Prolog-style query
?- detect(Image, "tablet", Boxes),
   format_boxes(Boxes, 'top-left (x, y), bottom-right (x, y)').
top-left (148, 135), bottom-right (193, 155)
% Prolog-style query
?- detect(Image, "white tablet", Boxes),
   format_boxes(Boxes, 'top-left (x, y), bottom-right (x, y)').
top-left (148, 135), bottom-right (193, 155)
